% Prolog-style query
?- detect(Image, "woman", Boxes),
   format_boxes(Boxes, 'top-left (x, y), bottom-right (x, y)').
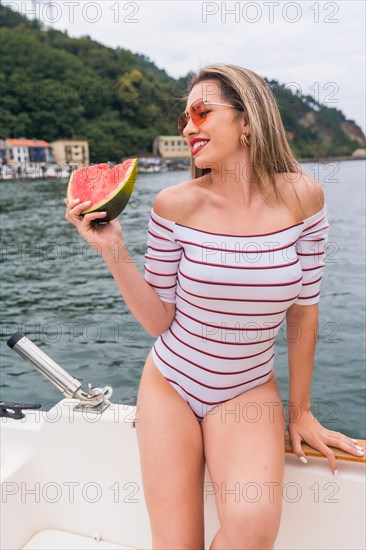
top-left (65, 64), bottom-right (363, 549)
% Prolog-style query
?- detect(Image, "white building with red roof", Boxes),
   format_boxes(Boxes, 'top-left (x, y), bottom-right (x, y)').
top-left (6, 138), bottom-right (53, 164)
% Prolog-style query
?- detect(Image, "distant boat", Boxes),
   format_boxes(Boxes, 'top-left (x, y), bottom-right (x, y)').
top-left (1, 332), bottom-right (365, 550)
top-left (137, 157), bottom-right (166, 174)
top-left (0, 165), bottom-right (70, 181)
top-left (138, 164), bottom-right (164, 173)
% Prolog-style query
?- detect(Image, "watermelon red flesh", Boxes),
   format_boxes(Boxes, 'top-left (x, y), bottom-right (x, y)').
top-left (67, 159), bottom-right (138, 221)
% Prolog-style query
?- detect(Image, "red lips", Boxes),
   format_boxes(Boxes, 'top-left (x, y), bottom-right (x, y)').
top-left (190, 138), bottom-right (210, 156)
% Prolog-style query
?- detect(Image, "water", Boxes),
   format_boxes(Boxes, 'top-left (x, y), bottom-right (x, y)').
top-left (1, 161), bottom-right (365, 437)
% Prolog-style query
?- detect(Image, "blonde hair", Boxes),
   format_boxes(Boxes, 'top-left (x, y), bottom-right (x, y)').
top-left (185, 64), bottom-right (303, 211)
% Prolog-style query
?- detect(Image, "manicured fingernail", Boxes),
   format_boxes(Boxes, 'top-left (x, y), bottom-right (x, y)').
top-left (333, 470), bottom-right (338, 476)
top-left (73, 198), bottom-right (80, 203)
top-left (299, 456), bottom-right (308, 464)
top-left (99, 211), bottom-right (107, 215)
top-left (356, 449), bottom-right (364, 455)
top-left (356, 445), bottom-right (363, 451)
top-left (83, 200), bottom-right (91, 205)
top-left (351, 438), bottom-right (358, 442)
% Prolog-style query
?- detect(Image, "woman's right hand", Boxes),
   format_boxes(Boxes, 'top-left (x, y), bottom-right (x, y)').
top-left (64, 198), bottom-right (124, 255)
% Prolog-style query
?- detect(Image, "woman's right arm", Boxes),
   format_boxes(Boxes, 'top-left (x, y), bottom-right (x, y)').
top-left (65, 197), bottom-right (176, 338)
top-left (102, 239), bottom-right (176, 338)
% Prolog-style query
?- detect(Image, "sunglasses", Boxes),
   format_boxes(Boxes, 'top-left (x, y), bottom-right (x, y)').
top-left (177, 98), bottom-right (239, 136)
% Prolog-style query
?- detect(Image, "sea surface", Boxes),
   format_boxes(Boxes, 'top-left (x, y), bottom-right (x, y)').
top-left (1, 160), bottom-right (365, 437)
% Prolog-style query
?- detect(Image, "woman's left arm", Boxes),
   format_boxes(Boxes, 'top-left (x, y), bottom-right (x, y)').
top-left (286, 303), bottom-right (363, 474)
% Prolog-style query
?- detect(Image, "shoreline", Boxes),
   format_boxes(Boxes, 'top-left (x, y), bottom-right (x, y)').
top-left (1, 156), bottom-right (365, 182)
top-left (299, 155), bottom-right (365, 163)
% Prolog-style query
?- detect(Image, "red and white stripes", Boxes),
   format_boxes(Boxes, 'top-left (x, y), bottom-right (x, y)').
top-left (144, 206), bottom-right (329, 420)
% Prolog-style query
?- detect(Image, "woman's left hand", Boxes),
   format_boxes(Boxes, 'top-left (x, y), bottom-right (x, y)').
top-left (288, 409), bottom-right (364, 475)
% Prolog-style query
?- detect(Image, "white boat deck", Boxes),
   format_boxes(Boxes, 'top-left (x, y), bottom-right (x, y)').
top-left (1, 399), bottom-right (365, 550)
top-left (23, 530), bottom-right (135, 549)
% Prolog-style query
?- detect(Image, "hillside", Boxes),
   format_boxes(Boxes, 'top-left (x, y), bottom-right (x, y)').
top-left (0, 5), bottom-right (364, 162)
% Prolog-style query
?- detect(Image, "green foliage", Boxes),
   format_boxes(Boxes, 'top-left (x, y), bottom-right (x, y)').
top-left (0, 5), bottom-right (185, 161)
top-left (267, 79), bottom-right (360, 157)
top-left (0, 5), bottom-right (362, 161)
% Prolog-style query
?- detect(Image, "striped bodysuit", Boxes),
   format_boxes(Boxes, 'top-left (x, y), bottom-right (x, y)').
top-left (144, 205), bottom-right (330, 421)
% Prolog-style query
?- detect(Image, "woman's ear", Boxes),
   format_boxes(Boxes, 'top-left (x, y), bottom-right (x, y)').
top-left (242, 119), bottom-right (250, 135)
top-left (241, 110), bottom-right (250, 131)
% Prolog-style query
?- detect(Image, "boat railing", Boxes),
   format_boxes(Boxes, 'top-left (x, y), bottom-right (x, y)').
top-left (5, 331), bottom-right (113, 416)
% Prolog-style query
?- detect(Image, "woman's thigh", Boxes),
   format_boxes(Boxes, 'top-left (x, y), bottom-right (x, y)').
top-left (201, 374), bottom-right (286, 548)
top-left (135, 351), bottom-right (205, 549)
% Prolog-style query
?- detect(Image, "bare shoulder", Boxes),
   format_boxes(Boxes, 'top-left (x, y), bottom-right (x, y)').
top-left (152, 178), bottom-right (203, 223)
top-left (276, 171), bottom-right (325, 220)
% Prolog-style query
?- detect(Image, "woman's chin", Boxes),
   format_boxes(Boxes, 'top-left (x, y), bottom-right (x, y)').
top-left (194, 156), bottom-right (214, 171)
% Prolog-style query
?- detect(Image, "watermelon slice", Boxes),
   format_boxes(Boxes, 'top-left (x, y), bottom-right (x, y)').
top-left (67, 159), bottom-right (138, 222)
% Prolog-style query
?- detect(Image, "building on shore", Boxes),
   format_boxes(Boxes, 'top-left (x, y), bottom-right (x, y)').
top-left (1, 138), bottom-right (53, 178)
top-left (6, 138), bottom-right (53, 164)
top-left (153, 136), bottom-right (190, 160)
top-left (51, 139), bottom-right (89, 167)
top-left (0, 137), bottom-right (90, 180)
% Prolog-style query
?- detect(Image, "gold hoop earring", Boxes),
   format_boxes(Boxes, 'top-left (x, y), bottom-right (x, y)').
top-left (240, 134), bottom-right (250, 147)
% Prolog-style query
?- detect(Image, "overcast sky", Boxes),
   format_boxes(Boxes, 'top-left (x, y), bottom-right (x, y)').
top-left (6, 0), bottom-right (366, 133)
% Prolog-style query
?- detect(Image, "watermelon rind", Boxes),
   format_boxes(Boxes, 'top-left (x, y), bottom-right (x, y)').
top-left (67, 159), bottom-right (138, 222)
